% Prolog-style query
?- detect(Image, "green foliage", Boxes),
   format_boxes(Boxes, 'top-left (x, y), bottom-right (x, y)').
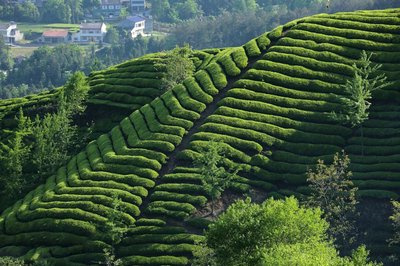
top-left (0, 256), bottom-right (25, 266)
top-left (333, 51), bottom-right (389, 128)
top-left (194, 197), bottom-right (380, 266)
top-left (193, 141), bottom-right (241, 215)
top-left (389, 201), bottom-right (400, 245)
top-left (306, 152), bottom-right (358, 250)
top-left (161, 45), bottom-right (196, 91)
top-left (197, 197), bottom-right (330, 265)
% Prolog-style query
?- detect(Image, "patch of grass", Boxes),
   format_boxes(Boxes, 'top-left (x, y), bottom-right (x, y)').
top-left (10, 47), bottom-right (38, 58)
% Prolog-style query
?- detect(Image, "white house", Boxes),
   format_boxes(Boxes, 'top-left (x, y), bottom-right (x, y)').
top-left (130, 17), bottom-right (145, 39)
top-left (117, 16), bottom-right (145, 39)
top-left (0, 22), bottom-right (23, 44)
top-left (72, 22), bottom-right (107, 43)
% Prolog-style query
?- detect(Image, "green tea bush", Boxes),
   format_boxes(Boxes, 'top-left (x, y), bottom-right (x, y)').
top-left (135, 218), bottom-right (166, 227)
top-left (296, 22), bottom-right (400, 44)
top-left (205, 63), bottom-right (228, 89)
top-left (219, 97), bottom-right (333, 124)
top-left (263, 51), bottom-right (354, 77)
top-left (155, 183), bottom-right (207, 195)
top-left (207, 114), bottom-right (345, 146)
top-left (122, 233), bottom-right (201, 245)
top-left (161, 91), bottom-right (201, 121)
top-left (244, 68), bottom-right (344, 95)
top-left (122, 255), bottom-right (188, 265)
top-left (141, 105), bottom-right (186, 137)
top-left (162, 173), bottom-right (203, 184)
top-left (119, 243), bottom-right (195, 256)
top-left (256, 33), bottom-right (271, 51)
top-left (146, 206), bottom-right (189, 219)
top-left (215, 106), bottom-right (351, 136)
top-left (303, 17), bottom-right (400, 34)
top-left (227, 88), bottom-right (340, 112)
top-left (150, 100), bottom-right (192, 131)
top-left (286, 29), bottom-right (400, 52)
top-left (0, 232), bottom-right (88, 247)
top-left (356, 190), bottom-right (398, 200)
top-left (244, 39), bottom-right (262, 57)
top-left (218, 54), bottom-right (241, 76)
top-left (173, 85), bottom-right (206, 114)
top-left (268, 26), bottom-right (284, 41)
top-left (231, 48), bottom-right (249, 69)
top-left (150, 191), bottom-right (207, 206)
top-left (124, 225), bottom-right (185, 236)
top-left (192, 132), bottom-right (263, 154)
top-left (194, 70), bottom-right (219, 96)
top-left (183, 79), bottom-right (213, 104)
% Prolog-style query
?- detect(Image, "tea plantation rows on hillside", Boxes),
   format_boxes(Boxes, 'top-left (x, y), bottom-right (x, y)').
top-left (0, 8), bottom-right (400, 265)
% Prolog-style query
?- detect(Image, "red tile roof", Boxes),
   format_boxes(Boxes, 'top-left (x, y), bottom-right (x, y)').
top-left (42, 29), bottom-right (69, 38)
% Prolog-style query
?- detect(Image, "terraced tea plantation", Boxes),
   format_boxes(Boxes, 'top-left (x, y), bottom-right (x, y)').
top-left (0, 49), bottom-right (220, 142)
top-left (1, 8), bottom-right (400, 265)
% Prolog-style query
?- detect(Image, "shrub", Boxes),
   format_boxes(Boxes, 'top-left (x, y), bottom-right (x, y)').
top-left (183, 78), bottom-right (213, 104)
top-left (267, 26), bottom-right (284, 41)
top-left (173, 85), bottom-right (206, 114)
top-left (161, 91), bottom-right (201, 121)
top-left (255, 33), bottom-right (271, 51)
top-left (192, 132), bottom-right (263, 154)
top-left (205, 63), bottom-right (228, 89)
top-left (357, 190), bottom-right (398, 200)
top-left (151, 98), bottom-right (193, 130)
top-left (151, 191), bottom-right (207, 206)
top-left (122, 255), bottom-right (188, 265)
top-left (218, 54), bottom-right (241, 76)
top-left (244, 39), bottom-right (261, 57)
top-left (231, 48), bottom-right (249, 69)
top-left (194, 70), bottom-right (219, 96)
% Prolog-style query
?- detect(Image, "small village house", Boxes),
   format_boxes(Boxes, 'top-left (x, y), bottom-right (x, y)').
top-left (39, 29), bottom-right (69, 44)
top-left (117, 16), bottom-right (145, 39)
top-left (72, 22), bottom-right (107, 43)
top-left (0, 22), bottom-right (23, 44)
top-left (99, 0), bottom-right (122, 18)
top-left (121, 0), bottom-right (146, 12)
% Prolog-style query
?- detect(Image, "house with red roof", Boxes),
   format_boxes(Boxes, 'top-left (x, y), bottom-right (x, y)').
top-left (39, 29), bottom-right (69, 44)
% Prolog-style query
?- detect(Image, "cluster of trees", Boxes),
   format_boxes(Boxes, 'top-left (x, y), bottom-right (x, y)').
top-left (149, 0), bottom-right (398, 22)
top-left (0, 72), bottom-right (90, 209)
top-left (0, 0), bottom-right (100, 23)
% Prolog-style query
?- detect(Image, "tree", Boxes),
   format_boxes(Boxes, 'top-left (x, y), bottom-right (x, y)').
top-left (102, 196), bottom-right (129, 266)
top-left (193, 197), bottom-right (380, 266)
top-left (104, 27), bottom-right (120, 45)
top-left (176, 0), bottom-right (202, 20)
top-left (333, 50), bottom-right (389, 155)
top-left (0, 109), bottom-right (31, 198)
top-left (42, 0), bottom-right (72, 23)
top-left (66, 0), bottom-right (83, 23)
top-left (15, 1), bottom-right (40, 22)
top-left (306, 151), bottom-right (358, 250)
top-left (389, 200), bottom-right (400, 246)
top-left (161, 45), bottom-right (195, 91)
top-left (193, 141), bottom-right (241, 216)
top-left (62, 71), bottom-right (89, 115)
top-left (0, 37), bottom-right (13, 70)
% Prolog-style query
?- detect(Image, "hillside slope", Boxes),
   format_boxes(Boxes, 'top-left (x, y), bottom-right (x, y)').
top-left (1, 8), bottom-right (400, 265)
top-left (0, 49), bottom-right (220, 143)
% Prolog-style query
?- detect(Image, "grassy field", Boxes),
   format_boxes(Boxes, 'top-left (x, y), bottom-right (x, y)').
top-left (13, 22), bottom-right (80, 34)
